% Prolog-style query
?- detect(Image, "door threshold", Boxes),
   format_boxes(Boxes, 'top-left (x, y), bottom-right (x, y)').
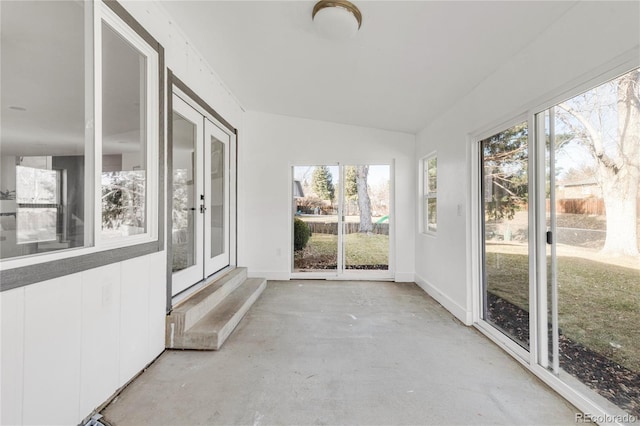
top-left (172, 265), bottom-right (234, 307)
top-left (290, 272), bottom-right (394, 281)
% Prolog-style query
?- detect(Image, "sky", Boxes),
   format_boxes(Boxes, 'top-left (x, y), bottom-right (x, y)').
top-left (293, 164), bottom-right (390, 188)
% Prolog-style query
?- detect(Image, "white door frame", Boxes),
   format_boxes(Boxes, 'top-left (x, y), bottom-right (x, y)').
top-left (170, 88), bottom-right (236, 300)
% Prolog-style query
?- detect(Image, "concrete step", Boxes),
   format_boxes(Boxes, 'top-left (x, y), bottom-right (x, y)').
top-left (166, 276), bottom-right (266, 350)
top-left (170, 267), bottom-right (247, 333)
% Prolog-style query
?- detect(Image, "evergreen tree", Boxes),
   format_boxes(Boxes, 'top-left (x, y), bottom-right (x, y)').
top-left (482, 123), bottom-right (528, 221)
top-left (344, 166), bottom-right (357, 200)
top-left (312, 166), bottom-right (335, 201)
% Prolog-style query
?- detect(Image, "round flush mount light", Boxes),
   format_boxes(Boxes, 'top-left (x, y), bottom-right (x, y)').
top-left (312, 0), bottom-right (362, 39)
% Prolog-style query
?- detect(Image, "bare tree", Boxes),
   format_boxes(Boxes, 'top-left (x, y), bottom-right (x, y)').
top-left (356, 165), bottom-right (373, 233)
top-left (558, 69), bottom-right (639, 256)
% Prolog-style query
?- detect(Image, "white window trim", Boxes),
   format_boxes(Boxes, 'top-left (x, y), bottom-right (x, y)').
top-left (0, 2), bottom-right (160, 272)
top-left (96, 2), bottom-right (159, 248)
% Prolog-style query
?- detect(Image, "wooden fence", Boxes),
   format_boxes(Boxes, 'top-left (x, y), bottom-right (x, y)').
top-left (305, 221), bottom-right (389, 236)
top-left (546, 198), bottom-right (640, 217)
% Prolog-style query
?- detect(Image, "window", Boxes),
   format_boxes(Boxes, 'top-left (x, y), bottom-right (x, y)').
top-left (423, 154), bottom-right (437, 233)
top-left (100, 12), bottom-right (158, 242)
top-left (0, 1), bottom-right (91, 260)
top-left (0, 1), bottom-right (162, 281)
top-left (16, 161), bottom-right (60, 245)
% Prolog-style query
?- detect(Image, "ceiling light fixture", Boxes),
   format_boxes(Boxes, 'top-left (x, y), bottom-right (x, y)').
top-left (312, 0), bottom-right (362, 40)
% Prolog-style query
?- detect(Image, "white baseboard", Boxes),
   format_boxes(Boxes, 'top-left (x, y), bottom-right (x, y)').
top-left (394, 272), bottom-right (415, 282)
top-left (414, 274), bottom-right (472, 325)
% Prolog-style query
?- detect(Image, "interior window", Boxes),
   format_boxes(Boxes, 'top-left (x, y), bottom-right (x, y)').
top-left (101, 21), bottom-right (148, 239)
top-left (0, 1), bottom-right (91, 259)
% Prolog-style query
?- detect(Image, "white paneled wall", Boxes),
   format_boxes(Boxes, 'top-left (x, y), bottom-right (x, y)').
top-left (1, 252), bottom-right (166, 425)
top-left (22, 275), bottom-right (82, 425)
top-left (1, 0), bottom-right (245, 423)
top-left (80, 264), bottom-right (121, 418)
top-left (1, 286), bottom-right (25, 424)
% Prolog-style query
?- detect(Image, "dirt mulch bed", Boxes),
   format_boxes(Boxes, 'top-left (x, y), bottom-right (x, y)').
top-left (487, 292), bottom-right (640, 416)
top-left (294, 253), bottom-right (387, 271)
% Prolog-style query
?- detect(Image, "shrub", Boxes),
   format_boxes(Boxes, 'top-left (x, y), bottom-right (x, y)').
top-left (294, 218), bottom-right (311, 251)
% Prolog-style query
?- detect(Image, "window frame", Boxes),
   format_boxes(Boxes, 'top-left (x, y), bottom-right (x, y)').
top-left (421, 153), bottom-right (437, 235)
top-left (469, 57), bottom-right (640, 421)
top-left (96, 2), bottom-right (159, 248)
top-left (0, 0), bottom-right (165, 291)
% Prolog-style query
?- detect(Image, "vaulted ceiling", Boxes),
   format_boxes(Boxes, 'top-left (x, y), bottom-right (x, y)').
top-left (159, 1), bottom-right (578, 133)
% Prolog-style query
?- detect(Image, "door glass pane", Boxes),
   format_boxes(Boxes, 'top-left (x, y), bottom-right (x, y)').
top-left (101, 21), bottom-right (147, 239)
top-left (210, 137), bottom-right (225, 258)
top-left (344, 165), bottom-right (390, 270)
top-left (172, 113), bottom-right (197, 273)
top-left (0, 1), bottom-right (91, 259)
top-left (544, 68), bottom-right (640, 417)
top-left (293, 165), bottom-right (338, 272)
top-left (481, 122), bottom-right (530, 350)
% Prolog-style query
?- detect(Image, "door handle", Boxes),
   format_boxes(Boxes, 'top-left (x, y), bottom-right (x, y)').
top-left (200, 205), bottom-right (207, 214)
top-left (546, 231), bottom-right (553, 245)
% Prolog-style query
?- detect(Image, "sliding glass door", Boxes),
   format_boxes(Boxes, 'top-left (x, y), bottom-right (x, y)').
top-left (292, 164), bottom-right (391, 277)
top-left (343, 165), bottom-right (390, 271)
top-left (539, 68), bottom-right (640, 418)
top-left (479, 122), bottom-right (530, 351)
top-left (478, 67), bottom-right (639, 418)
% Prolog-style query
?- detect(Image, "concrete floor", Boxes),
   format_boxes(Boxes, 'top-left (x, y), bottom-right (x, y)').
top-left (102, 281), bottom-right (577, 425)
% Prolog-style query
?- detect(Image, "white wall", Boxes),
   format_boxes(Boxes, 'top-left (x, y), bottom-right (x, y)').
top-left (0, 2), bottom-right (244, 425)
top-left (414, 1), bottom-right (640, 324)
top-left (122, 1), bottom-right (244, 131)
top-left (240, 111), bottom-right (416, 281)
top-left (1, 253), bottom-right (166, 425)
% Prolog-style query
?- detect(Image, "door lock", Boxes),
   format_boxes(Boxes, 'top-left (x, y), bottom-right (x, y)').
top-left (200, 204), bottom-right (207, 213)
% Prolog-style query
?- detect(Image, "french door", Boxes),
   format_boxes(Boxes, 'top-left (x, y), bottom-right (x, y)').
top-left (291, 164), bottom-right (392, 278)
top-left (171, 94), bottom-right (231, 296)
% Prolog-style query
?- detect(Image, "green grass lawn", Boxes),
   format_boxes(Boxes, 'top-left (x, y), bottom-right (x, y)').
top-left (485, 249), bottom-right (640, 373)
top-left (295, 233), bottom-right (389, 269)
top-left (344, 232), bottom-right (389, 267)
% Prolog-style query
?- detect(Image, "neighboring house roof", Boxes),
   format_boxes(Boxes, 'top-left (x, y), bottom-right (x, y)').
top-left (558, 177), bottom-right (598, 187)
top-left (293, 180), bottom-right (304, 198)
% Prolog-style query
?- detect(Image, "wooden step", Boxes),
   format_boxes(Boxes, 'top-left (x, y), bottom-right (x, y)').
top-left (166, 276), bottom-right (266, 350)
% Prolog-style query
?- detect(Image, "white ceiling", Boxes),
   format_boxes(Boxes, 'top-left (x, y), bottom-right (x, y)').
top-left (159, 0), bottom-right (578, 134)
